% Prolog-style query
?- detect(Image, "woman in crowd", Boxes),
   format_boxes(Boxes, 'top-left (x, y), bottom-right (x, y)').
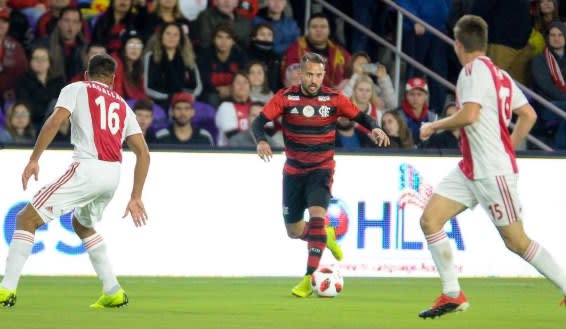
top-left (144, 22), bottom-right (202, 109)
top-left (112, 29), bottom-right (147, 100)
top-left (15, 45), bottom-right (65, 129)
top-left (4, 101), bottom-right (36, 144)
top-left (246, 60), bottom-right (273, 104)
top-left (380, 110), bottom-right (415, 149)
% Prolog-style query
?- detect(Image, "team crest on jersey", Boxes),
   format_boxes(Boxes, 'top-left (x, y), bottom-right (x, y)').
top-left (290, 107), bottom-right (299, 114)
top-left (318, 95), bottom-right (330, 102)
top-left (287, 95), bottom-right (300, 101)
top-left (303, 105), bottom-right (315, 117)
top-left (318, 106), bottom-right (331, 117)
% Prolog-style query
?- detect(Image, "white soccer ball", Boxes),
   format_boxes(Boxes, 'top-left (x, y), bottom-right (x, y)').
top-left (311, 267), bottom-right (344, 297)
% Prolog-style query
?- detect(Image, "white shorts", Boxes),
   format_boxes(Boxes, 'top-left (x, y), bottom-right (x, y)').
top-left (435, 168), bottom-right (522, 226)
top-left (31, 159), bottom-right (121, 228)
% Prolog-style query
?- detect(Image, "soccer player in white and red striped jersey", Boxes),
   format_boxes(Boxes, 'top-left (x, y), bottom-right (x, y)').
top-left (0, 54), bottom-right (150, 308)
top-left (418, 15), bottom-right (566, 319)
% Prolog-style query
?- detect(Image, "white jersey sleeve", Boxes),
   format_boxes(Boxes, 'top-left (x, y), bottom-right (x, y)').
top-left (55, 83), bottom-right (81, 114)
top-left (123, 103), bottom-right (142, 138)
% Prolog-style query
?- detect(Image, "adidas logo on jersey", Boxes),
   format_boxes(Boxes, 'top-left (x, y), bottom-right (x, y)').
top-left (290, 107), bottom-right (299, 114)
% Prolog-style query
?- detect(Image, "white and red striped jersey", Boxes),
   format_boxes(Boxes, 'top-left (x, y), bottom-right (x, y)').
top-left (456, 56), bottom-right (528, 180)
top-left (55, 81), bottom-right (141, 162)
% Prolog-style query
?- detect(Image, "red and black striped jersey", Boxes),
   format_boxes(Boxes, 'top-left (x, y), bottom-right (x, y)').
top-left (262, 85), bottom-right (361, 175)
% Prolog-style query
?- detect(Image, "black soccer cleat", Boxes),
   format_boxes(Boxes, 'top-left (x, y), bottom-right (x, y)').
top-left (419, 291), bottom-right (469, 319)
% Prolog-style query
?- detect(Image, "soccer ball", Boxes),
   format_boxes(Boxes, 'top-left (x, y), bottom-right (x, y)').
top-left (311, 267), bottom-right (344, 297)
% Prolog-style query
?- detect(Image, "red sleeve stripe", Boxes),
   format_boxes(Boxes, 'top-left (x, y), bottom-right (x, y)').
top-left (33, 162), bottom-right (80, 209)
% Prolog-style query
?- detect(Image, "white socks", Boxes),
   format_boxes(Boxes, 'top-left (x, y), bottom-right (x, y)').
top-left (426, 231), bottom-right (461, 296)
top-left (83, 233), bottom-right (120, 295)
top-left (523, 240), bottom-right (566, 295)
top-left (1, 230), bottom-right (34, 291)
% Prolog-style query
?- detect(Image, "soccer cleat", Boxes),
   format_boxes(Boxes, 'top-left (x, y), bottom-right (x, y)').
top-left (90, 288), bottom-right (128, 309)
top-left (325, 226), bottom-right (343, 261)
top-left (418, 291), bottom-right (469, 319)
top-left (291, 275), bottom-right (313, 298)
top-left (0, 287), bottom-right (16, 307)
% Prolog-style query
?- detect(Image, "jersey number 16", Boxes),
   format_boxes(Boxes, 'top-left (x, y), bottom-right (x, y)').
top-left (95, 95), bottom-right (120, 135)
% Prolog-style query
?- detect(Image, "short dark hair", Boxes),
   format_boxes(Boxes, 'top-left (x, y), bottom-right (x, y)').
top-left (454, 15), bottom-right (488, 52)
top-left (308, 12), bottom-right (329, 27)
top-left (213, 22), bottom-right (234, 39)
top-left (59, 6), bottom-right (82, 21)
top-left (87, 53), bottom-right (116, 78)
top-left (300, 52), bottom-right (326, 70)
top-left (133, 99), bottom-right (154, 112)
top-left (251, 22), bottom-right (274, 39)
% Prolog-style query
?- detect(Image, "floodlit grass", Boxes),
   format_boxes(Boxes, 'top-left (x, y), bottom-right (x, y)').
top-left (0, 276), bottom-right (563, 329)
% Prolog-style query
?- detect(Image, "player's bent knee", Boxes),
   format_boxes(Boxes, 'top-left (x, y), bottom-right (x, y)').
top-left (16, 204), bottom-right (45, 231)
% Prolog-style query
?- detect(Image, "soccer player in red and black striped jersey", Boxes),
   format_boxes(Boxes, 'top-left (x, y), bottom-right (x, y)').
top-left (252, 52), bottom-right (389, 297)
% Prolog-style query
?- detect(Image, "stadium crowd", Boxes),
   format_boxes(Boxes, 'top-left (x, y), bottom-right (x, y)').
top-left (0, 0), bottom-right (565, 150)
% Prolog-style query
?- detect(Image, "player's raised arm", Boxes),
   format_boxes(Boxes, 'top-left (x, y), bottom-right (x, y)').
top-left (22, 107), bottom-right (71, 190)
top-left (124, 133), bottom-right (150, 227)
top-left (510, 103), bottom-right (537, 149)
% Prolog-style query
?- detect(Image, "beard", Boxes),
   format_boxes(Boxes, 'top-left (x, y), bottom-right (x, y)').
top-left (301, 81), bottom-right (320, 96)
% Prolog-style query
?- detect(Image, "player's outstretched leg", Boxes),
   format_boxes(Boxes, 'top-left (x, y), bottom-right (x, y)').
top-left (325, 225), bottom-right (343, 261)
top-left (0, 286), bottom-right (17, 307)
top-left (291, 275), bottom-right (313, 298)
top-left (418, 291), bottom-right (469, 319)
top-left (90, 288), bottom-right (128, 308)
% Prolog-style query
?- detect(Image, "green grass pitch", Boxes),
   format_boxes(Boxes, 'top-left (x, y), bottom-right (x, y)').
top-left (0, 277), bottom-right (563, 329)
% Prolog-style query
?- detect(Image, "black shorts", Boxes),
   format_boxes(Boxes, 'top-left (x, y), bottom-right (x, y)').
top-left (282, 169), bottom-right (333, 223)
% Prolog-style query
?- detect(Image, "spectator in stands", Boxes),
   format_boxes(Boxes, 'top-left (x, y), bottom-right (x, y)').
top-left (228, 101), bottom-right (271, 147)
top-left (34, 6), bottom-right (87, 82)
top-left (156, 91), bottom-right (214, 146)
top-left (472, 0), bottom-right (532, 84)
top-left (215, 72), bottom-right (252, 146)
top-left (529, 0), bottom-right (562, 58)
top-left (283, 62), bottom-right (300, 87)
top-left (144, 0), bottom-right (190, 40)
top-left (132, 98), bottom-right (158, 144)
top-left (247, 22), bottom-right (281, 91)
top-left (246, 60), bottom-right (273, 104)
top-left (398, 0), bottom-right (450, 112)
top-left (350, 74), bottom-right (384, 127)
top-left (15, 45), bottom-right (65, 129)
top-left (144, 22), bottom-right (202, 110)
top-left (195, 0), bottom-right (251, 49)
top-left (68, 42), bottom-right (107, 82)
top-left (3, 101), bottom-right (36, 144)
top-left (396, 77), bottom-right (438, 144)
top-left (112, 29), bottom-right (146, 100)
top-left (197, 23), bottom-right (247, 108)
top-left (531, 21), bottom-right (566, 128)
top-left (338, 51), bottom-right (397, 111)
top-left (36, 0), bottom-right (71, 38)
top-left (381, 109), bottom-right (415, 149)
top-left (335, 115), bottom-right (376, 149)
top-left (91, 0), bottom-right (147, 53)
top-left (350, 0), bottom-right (391, 61)
top-left (0, 7), bottom-right (28, 106)
top-left (253, 0), bottom-right (300, 56)
top-left (8, 0), bottom-right (47, 27)
top-left (420, 103), bottom-right (460, 150)
top-left (281, 13), bottom-right (351, 87)
top-left (0, 0), bottom-right (33, 53)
